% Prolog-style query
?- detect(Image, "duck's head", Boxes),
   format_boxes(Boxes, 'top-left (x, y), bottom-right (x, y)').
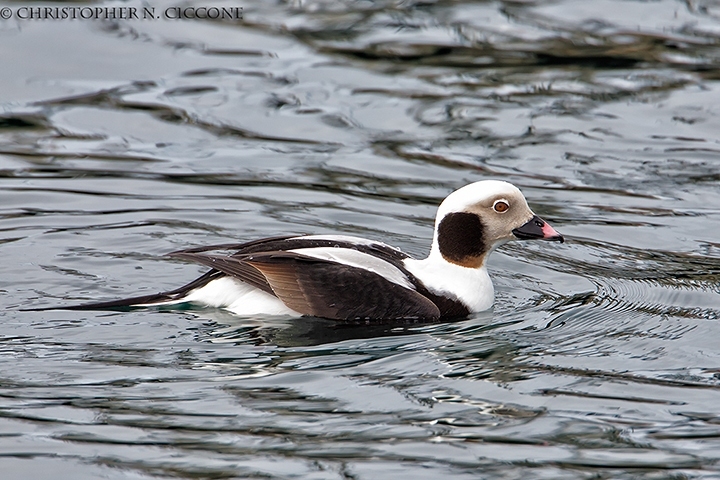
top-left (430, 180), bottom-right (564, 268)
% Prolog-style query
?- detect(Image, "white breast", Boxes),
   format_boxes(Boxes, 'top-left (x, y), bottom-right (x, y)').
top-left (403, 256), bottom-right (494, 312)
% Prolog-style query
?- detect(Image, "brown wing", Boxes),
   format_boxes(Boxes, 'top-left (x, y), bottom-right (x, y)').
top-left (245, 252), bottom-right (441, 321)
top-left (167, 251), bottom-right (274, 295)
top-left (169, 250), bottom-right (440, 321)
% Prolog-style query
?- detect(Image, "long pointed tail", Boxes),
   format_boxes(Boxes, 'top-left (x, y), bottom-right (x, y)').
top-left (21, 270), bottom-right (223, 312)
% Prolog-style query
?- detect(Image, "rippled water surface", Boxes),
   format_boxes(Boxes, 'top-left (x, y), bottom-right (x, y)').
top-left (2, 0), bottom-right (720, 478)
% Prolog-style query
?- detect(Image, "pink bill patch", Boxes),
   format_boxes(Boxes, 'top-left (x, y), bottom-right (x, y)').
top-left (541, 222), bottom-right (561, 239)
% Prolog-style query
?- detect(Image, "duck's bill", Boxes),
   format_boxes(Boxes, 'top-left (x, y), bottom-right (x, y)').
top-left (512, 215), bottom-right (564, 243)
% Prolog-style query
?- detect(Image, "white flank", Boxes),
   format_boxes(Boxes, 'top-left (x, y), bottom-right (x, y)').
top-left (165, 276), bottom-right (301, 316)
top-left (290, 247), bottom-right (415, 290)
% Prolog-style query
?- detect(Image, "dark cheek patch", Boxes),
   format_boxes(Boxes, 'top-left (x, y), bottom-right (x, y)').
top-left (437, 212), bottom-right (486, 264)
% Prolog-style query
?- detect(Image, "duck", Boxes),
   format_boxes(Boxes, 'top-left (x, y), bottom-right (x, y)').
top-left (55, 180), bottom-right (564, 321)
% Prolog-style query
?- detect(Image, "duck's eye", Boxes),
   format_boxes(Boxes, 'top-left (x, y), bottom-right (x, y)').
top-left (493, 200), bottom-right (510, 213)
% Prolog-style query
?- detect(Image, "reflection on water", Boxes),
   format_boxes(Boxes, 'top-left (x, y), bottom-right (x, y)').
top-left (2, 0), bottom-right (720, 478)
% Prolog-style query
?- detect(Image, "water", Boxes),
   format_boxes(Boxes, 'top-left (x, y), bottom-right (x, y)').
top-left (2, 0), bottom-right (720, 478)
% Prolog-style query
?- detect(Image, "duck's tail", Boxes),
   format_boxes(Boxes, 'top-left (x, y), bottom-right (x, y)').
top-left (21, 270), bottom-right (223, 312)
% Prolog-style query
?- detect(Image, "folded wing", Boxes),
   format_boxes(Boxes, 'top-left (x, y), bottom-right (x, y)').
top-left (170, 250), bottom-right (441, 321)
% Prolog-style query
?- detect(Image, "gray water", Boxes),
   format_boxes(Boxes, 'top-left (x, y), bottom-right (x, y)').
top-left (2, 0), bottom-right (720, 478)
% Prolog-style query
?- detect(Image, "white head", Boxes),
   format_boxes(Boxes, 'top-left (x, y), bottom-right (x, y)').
top-left (428, 180), bottom-right (563, 268)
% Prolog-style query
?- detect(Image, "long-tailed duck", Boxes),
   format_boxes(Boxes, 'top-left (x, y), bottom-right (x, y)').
top-left (51, 180), bottom-right (563, 321)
